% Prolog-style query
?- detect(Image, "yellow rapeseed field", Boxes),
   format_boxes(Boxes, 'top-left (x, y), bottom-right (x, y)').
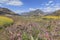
top-left (0, 16), bottom-right (13, 26)
top-left (42, 16), bottom-right (60, 19)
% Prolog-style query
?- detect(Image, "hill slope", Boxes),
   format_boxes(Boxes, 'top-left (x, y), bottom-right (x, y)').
top-left (48, 10), bottom-right (60, 16)
top-left (0, 7), bottom-right (20, 17)
top-left (0, 8), bottom-right (15, 15)
top-left (21, 9), bottom-right (45, 16)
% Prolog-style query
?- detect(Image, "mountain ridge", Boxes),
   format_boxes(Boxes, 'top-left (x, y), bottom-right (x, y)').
top-left (21, 9), bottom-right (45, 16)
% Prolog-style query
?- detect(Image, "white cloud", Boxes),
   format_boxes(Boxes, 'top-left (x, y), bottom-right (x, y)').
top-left (29, 8), bottom-right (36, 11)
top-left (41, 0), bottom-right (60, 12)
top-left (0, 0), bottom-right (8, 3)
top-left (43, 5), bottom-right (60, 12)
top-left (29, 2), bottom-right (60, 12)
top-left (0, 4), bottom-right (2, 6)
top-left (29, 8), bottom-right (40, 11)
top-left (55, 8), bottom-right (60, 10)
top-left (43, 7), bottom-right (53, 12)
top-left (54, 4), bottom-right (60, 10)
top-left (45, 3), bottom-right (50, 6)
top-left (48, 1), bottom-right (53, 4)
top-left (14, 10), bottom-right (25, 13)
top-left (0, 4), bottom-right (4, 7)
top-left (7, 0), bottom-right (23, 6)
top-left (51, 3), bottom-right (54, 6)
top-left (46, 1), bottom-right (53, 6)
top-left (0, 0), bottom-right (23, 6)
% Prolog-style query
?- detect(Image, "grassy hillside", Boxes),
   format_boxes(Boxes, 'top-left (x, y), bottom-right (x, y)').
top-left (0, 16), bottom-right (13, 27)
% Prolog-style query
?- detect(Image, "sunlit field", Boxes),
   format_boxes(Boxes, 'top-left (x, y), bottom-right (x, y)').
top-left (42, 16), bottom-right (60, 19)
top-left (0, 16), bottom-right (13, 27)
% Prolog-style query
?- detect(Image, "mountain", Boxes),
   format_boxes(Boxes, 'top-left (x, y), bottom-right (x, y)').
top-left (0, 7), bottom-right (19, 16)
top-left (21, 9), bottom-right (45, 16)
top-left (47, 10), bottom-right (60, 16)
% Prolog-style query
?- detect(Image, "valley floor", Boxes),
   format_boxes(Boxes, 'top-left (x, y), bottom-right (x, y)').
top-left (0, 16), bottom-right (60, 40)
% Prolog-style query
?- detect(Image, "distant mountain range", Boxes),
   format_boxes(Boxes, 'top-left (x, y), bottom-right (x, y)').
top-left (21, 9), bottom-right (45, 16)
top-left (48, 10), bottom-right (60, 16)
top-left (22, 9), bottom-right (60, 16)
top-left (0, 7), bottom-right (60, 16)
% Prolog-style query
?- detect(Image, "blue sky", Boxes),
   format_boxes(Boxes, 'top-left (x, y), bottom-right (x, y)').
top-left (0, 0), bottom-right (60, 14)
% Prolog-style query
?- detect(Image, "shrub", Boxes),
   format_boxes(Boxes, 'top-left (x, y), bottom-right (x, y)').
top-left (22, 32), bottom-right (30, 40)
